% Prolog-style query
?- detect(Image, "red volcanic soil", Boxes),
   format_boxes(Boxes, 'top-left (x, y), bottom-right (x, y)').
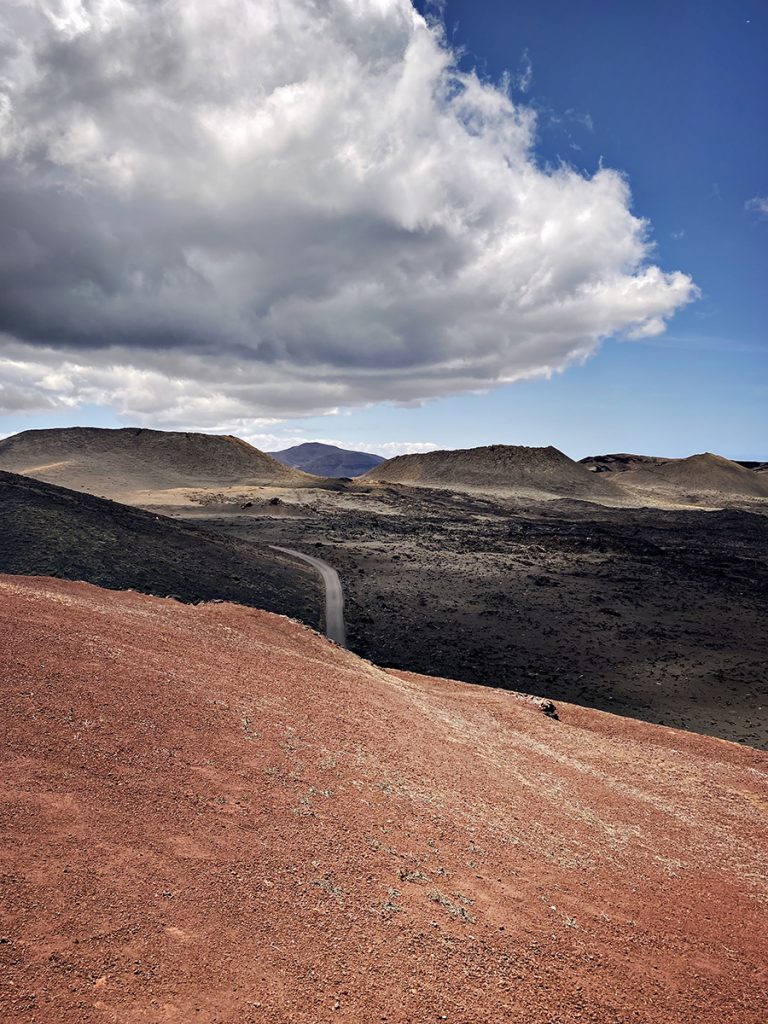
top-left (1, 576), bottom-right (767, 1024)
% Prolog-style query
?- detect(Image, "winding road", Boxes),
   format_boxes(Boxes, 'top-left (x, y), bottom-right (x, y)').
top-left (270, 546), bottom-right (347, 647)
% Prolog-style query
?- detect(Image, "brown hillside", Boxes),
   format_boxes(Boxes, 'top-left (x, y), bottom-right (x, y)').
top-left (649, 453), bottom-right (768, 495)
top-left (0, 427), bottom-right (314, 502)
top-left (2, 575), bottom-right (766, 1024)
top-left (610, 452), bottom-right (768, 498)
top-left (365, 444), bottom-right (618, 498)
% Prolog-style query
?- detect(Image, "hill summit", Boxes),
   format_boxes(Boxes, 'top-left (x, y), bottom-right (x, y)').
top-left (582, 451), bottom-right (768, 498)
top-left (365, 444), bottom-right (616, 498)
top-left (268, 441), bottom-right (384, 477)
top-left (0, 427), bottom-right (313, 502)
top-left (649, 452), bottom-right (768, 496)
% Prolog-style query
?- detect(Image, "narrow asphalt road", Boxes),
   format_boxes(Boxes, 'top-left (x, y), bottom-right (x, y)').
top-left (270, 546), bottom-right (347, 647)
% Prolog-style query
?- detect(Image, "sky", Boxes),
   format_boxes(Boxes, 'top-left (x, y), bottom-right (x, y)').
top-left (0, 0), bottom-right (765, 459)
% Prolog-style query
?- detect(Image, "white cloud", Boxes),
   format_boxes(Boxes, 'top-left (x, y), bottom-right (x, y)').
top-left (746, 196), bottom-right (768, 218)
top-left (0, 382), bottom-right (57, 413)
top-left (240, 433), bottom-right (439, 457)
top-left (366, 440), bottom-right (440, 456)
top-left (515, 49), bottom-right (533, 93)
top-left (0, 0), bottom-right (696, 429)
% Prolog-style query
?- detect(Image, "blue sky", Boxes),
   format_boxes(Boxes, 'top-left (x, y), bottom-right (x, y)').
top-left (326, 0), bottom-right (768, 459)
top-left (348, 0), bottom-right (768, 459)
top-left (1, 0), bottom-right (765, 459)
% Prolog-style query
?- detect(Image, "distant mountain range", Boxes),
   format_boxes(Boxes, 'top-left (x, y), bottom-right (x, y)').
top-left (365, 445), bottom-right (768, 501)
top-left (268, 442), bottom-right (384, 477)
top-left (1, 426), bottom-right (764, 504)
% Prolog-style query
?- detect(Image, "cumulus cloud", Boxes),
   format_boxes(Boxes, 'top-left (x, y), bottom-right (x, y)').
top-left (0, 0), bottom-right (696, 427)
top-left (0, 382), bottom-right (57, 413)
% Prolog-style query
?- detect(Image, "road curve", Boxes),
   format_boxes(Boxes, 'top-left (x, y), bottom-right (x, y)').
top-left (270, 546), bottom-right (346, 647)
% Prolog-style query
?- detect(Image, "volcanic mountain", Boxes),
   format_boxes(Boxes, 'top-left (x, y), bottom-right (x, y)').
top-left (0, 470), bottom-right (321, 625)
top-left (0, 427), bottom-right (314, 504)
top-left (365, 444), bottom-right (618, 499)
top-left (649, 453), bottom-right (768, 496)
top-left (269, 441), bottom-right (385, 477)
top-left (584, 451), bottom-right (768, 499)
top-left (1, 575), bottom-right (766, 1023)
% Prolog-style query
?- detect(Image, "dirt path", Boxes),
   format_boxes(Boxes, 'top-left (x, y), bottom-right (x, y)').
top-left (270, 545), bottom-right (346, 646)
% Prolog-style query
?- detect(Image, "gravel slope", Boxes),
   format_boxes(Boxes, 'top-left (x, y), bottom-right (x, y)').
top-left (1, 575), bottom-right (766, 1024)
top-left (581, 452), bottom-right (768, 499)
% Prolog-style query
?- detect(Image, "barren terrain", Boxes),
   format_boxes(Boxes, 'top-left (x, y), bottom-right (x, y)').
top-left (581, 452), bottom-right (768, 504)
top-left (1, 575), bottom-right (766, 1023)
top-left (191, 485), bottom-right (768, 749)
top-left (4, 428), bottom-right (767, 749)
